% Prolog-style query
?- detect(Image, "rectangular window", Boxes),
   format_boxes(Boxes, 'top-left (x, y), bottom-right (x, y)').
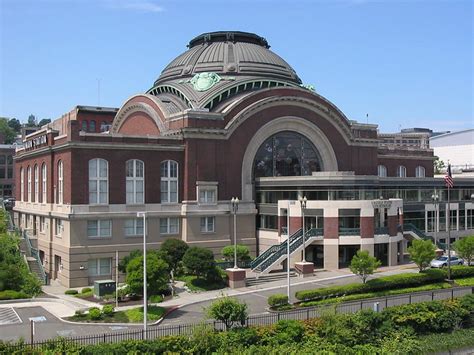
top-left (160, 217), bottom-right (179, 235)
top-left (200, 216), bottom-right (215, 233)
top-left (124, 218), bottom-right (144, 236)
top-left (88, 258), bottom-right (112, 276)
top-left (87, 220), bottom-right (111, 238)
top-left (40, 217), bottom-right (45, 232)
top-left (55, 219), bottom-right (63, 236)
top-left (199, 189), bottom-right (216, 204)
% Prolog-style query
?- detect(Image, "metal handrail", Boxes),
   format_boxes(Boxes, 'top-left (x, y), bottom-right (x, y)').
top-left (374, 227), bottom-right (389, 235)
top-left (339, 227), bottom-right (361, 236)
top-left (23, 230), bottom-right (48, 284)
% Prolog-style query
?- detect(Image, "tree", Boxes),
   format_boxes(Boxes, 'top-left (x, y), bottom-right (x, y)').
top-left (206, 295), bottom-right (248, 330)
top-left (433, 156), bottom-right (445, 175)
top-left (0, 118), bottom-right (17, 144)
top-left (182, 247), bottom-right (215, 279)
top-left (27, 114), bottom-right (37, 127)
top-left (118, 249), bottom-right (142, 273)
top-left (7, 118), bottom-right (21, 133)
top-left (221, 244), bottom-right (251, 263)
top-left (125, 252), bottom-right (169, 298)
top-left (408, 239), bottom-right (436, 272)
top-left (38, 118), bottom-right (51, 127)
top-left (453, 236), bottom-right (474, 266)
top-left (349, 250), bottom-right (381, 283)
top-left (158, 239), bottom-right (189, 274)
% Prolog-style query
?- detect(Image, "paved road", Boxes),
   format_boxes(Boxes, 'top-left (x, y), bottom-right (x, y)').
top-left (160, 268), bottom-right (416, 326)
top-left (0, 307), bottom-right (142, 342)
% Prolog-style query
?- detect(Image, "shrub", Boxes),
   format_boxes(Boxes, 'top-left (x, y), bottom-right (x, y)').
top-left (408, 239), bottom-right (436, 272)
top-left (81, 287), bottom-right (92, 294)
top-left (102, 304), bottom-right (115, 316)
top-left (206, 296), bottom-right (248, 331)
top-left (295, 271), bottom-right (446, 302)
top-left (273, 319), bottom-right (305, 344)
top-left (349, 250), bottom-right (381, 283)
top-left (450, 265), bottom-right (474, 279)
top-left (222, 245), bottom-right (251, 263)
top-left (88, 307), bottom-right (102, 320)
top-left (149, 294), bottom-right (163, 303)
top-left (0, 290), bottom-right (27, 300)
top-left (65, 289), bottom-right (79, 295)
top-left (268, 294), bottom-right (289, 308)
top-left (182, 247), bottom-right (215, 279)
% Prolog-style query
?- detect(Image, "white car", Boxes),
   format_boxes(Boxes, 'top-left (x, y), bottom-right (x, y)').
top-left (430, 256), bottom-right (464, 268)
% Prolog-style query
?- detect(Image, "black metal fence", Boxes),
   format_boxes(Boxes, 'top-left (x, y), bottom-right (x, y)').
top-left (2, 286), bottom-right (472, 352)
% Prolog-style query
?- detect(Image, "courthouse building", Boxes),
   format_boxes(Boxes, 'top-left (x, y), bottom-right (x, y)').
top-left (13, 31), bottom-right (474, 287)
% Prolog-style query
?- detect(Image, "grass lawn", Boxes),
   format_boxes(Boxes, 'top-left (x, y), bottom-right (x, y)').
top-left (418, 328), bottom-right (474, 354)
top-left (298, 282), bottom-right (452, 308)
top-left (177, 275), bottom-right (227, 292)
top-left (67, 305), bottom-right (166, 323)
top-left (455, 276), bottom-right (474, 286)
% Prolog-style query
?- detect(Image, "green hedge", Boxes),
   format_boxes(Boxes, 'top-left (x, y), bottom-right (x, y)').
top-left (295, 270), bottom-right (446, 302)
top-left (0, 290), bottom-right (28, 300)
top-left (268, 294), bottom-right (289, 308)
top-left (449, 265), bottom-right (474, 279)
top-left (65, 289), bottom-right (79, 295)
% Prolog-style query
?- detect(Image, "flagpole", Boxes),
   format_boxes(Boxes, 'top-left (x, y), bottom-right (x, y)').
top-left (447, 184), bottom-right (451, 281)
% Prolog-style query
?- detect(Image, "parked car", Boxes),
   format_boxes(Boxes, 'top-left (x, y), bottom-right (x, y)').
top-left (430, 256), bottom-right (464, 268)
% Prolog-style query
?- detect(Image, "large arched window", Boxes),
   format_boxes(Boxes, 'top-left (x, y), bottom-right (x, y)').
top-left (41, 163), bottom-right (47, 203)
top-left (89, 159), bottom-right (108, 204)
top-left (397, 165), bottom-right (407, 178)
top-left (34, 165), bottom-right (39, 202)
top-left (58, 161), bottom-right (63, 204)
top-left (20, 168), bottom-right (24, 201)
top-left (126, 159), bottom-right (144, 204)
top-left (89, 120), bottom-right (96, 132)
top-left (415, 166), bottom-right (425, 178)
top-left (377, 165), bottom-right (387, 177)
top-left (82, 121), bottom-right (88, 132)
top-left (27, 166), bottom-right (32, 202)
top-left (161, 160), bottom-right (178, 203)
top-left (253, 131), bottom-right (322, 178)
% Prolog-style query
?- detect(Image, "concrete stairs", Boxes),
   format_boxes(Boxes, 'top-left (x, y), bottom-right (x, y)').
top-left (245, 271), bottom-right (298, 287)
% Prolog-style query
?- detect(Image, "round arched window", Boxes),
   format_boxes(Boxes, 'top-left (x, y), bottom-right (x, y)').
top-left (253, 131), bottom-right (322, 178)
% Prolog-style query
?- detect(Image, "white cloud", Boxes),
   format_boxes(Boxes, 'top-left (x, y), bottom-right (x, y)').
top-left (103, 0), bottom-right (164, 13)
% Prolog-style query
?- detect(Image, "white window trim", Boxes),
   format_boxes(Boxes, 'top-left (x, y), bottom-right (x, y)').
top-left (160, 160), bottom-right (178, 204)
top-left (377, 165), bottom-right (387, 178)
top-left (416, 166), bottom-right (425, 178)
top-left (397, 165), bottom-right (406, 178)
top-left (89, 158), bottom-right (109, 205)
top-left (160, 217), bottom-right (179, 235)
top-left (200, 216), bottom-right (215, 233)
top-left (34, 165), bottom-right (39, 202)
top-left (39, 216), bottom-right (45, 233)
top-left (42, 164), bottom-right (47, 203)
top-left (124, 218), bottom-right (144, 237)
top-left (87, 220), bottom-right (112, 238)
top-left (54, 218), bottom-right (63, 237)
top-left (126, 159), bottom-right (145, 204)
top-left (197, 182), bottom-right (218, 205)
top-left (27, 166), bottom-right (31, 202)
top-left (20, 168), bottom-right (24, 202)
top-left (58, 161), bottom-right (63, 204)
top-left (88, 258), bottom-right (112, 276)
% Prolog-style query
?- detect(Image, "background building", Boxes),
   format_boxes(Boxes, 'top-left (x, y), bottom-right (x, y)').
top-left (13, 31), bottom-right (474, 287)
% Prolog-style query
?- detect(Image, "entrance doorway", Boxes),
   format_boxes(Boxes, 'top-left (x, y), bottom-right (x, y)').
top-left (338, 245), bottom-right (360, 268)
top-left (306, 245), bottom-right (324, 268)
top-left (54, 255), bottom-right (61, 280)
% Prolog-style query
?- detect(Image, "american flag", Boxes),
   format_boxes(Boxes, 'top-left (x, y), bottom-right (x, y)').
top-left (444, 163), bottom-right (454, 188)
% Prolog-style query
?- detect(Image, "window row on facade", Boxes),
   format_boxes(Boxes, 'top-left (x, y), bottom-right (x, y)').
top-left (377, 165), bottom-right (426, 178)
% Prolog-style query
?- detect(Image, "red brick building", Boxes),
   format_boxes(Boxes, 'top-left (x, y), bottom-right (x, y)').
top-left (13, 31), bottom-right (473, 287)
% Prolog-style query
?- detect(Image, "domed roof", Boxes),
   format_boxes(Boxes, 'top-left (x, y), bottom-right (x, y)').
top-left (154, 31), bottom-right (302, 86)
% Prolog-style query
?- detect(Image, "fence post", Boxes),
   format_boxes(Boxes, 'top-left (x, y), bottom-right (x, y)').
top-left (360, 301), bottom-right (363, 311)
top-left (409, 294), bottom-right (412, 304)
top-left (451, 288), bottom-right (454, 301)
top-left (432, 290), bottom-right (434, 301)
top-left (103, 333), bottom-right (106, 343)
top-left (142, 329), bottom-right (144, 340)
top-left (278, 313), bottom-right (281, 322)
top-left (307, 308), bottom-right (310, 320)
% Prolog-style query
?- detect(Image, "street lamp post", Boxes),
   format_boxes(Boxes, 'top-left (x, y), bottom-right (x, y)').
top-left (299, 196), bottom-right (307, 262)
top-left (231, 197), bottom-right (239, 269)
top-left (431, 193), bottom-right (439, 247)
top-left (137, 211), bottom-right (147, 339)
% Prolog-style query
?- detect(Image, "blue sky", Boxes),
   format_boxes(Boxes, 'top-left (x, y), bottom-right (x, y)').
top-left (0, 0), bottom-right (472, 132)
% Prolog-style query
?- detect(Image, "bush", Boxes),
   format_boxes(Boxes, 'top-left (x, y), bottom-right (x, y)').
top-left (102, 304), bottom-right (115, 316)
top-left (450, 265), bottom-right (474, 279)
top-left (206, 296), bottom-right (248, 331)
top-left (88, 307), bottom-right (102, 320)
top-left (81, 287), bottom-right (92, 294)
top-left (65, 289), bottom-right (79, 295)
top-left (273, 319), bottom-right (305, 344)
top-left (149, 294), bottom-right (164, 303)
top-left (182, 247), bottom-right (215, 279)
top-left (295, 271), bottom-right (445, 302)
top-left (222, 245), bottom-right (251, 263)
top-left (0, 290), bottom-right (27, 300)
top-left (268, 294), bottom-right (289, 308)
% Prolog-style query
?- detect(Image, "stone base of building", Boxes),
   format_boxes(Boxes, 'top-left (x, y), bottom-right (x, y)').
top-left (294, 261), bottom-right (314, 278)
top-left (226, 268), bottom-right (246, 288)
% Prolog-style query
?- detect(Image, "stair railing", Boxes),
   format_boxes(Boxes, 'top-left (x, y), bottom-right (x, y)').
top-left (23, 230), bottom-right (48, 284)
